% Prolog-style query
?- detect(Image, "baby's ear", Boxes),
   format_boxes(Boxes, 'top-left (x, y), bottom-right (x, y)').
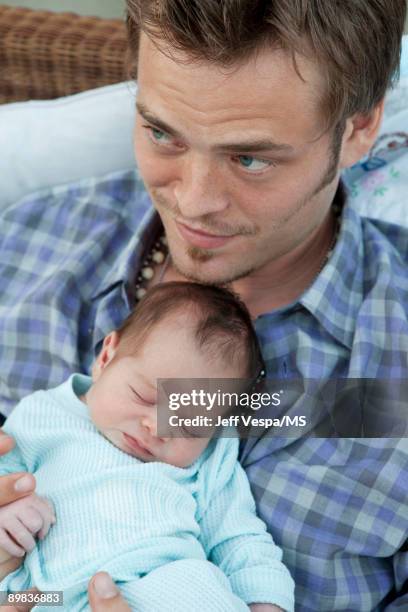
top-left (92, 332), bottom-right (120, 380)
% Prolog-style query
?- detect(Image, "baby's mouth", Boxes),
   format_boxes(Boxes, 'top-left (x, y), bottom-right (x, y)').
top-left (122, 432), bottom-right (154, 457)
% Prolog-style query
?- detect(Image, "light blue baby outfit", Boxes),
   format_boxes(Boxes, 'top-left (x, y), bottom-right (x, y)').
top-left (0, 375), bottom-right (294, 611)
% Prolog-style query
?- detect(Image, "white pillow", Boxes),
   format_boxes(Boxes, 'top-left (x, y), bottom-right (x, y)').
top-left (0, 82), bottom-right (137, 210)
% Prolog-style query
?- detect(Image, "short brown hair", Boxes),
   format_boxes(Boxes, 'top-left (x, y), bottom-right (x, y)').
top-left (116, 281), bottom-right (264, 380)
top-left (125, 0), bottom-right (406, 129)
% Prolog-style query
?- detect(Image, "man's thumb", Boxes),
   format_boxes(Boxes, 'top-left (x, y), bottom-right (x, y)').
top-left (88, 572), bottom-right (131, 611)
top-left (1, 588), bottom-right (40, 611)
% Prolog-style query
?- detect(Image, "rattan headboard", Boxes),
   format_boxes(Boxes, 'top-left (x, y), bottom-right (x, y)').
top-left (0, 5), bottom-right (127, 103)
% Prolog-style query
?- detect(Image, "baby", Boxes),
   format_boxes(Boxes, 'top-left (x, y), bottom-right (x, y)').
top-left (0, 282), bottom-right (294, 611)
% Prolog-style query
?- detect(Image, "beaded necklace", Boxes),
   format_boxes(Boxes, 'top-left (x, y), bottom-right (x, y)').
top-left (134, 234), bottom-right (169, 301)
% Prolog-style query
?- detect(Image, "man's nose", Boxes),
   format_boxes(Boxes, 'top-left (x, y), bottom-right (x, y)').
top-left (174, 153), bottom-right (229, 219)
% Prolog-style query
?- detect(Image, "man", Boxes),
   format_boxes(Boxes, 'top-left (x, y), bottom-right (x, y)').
top-left (1, 1), bottom-right (407, 610)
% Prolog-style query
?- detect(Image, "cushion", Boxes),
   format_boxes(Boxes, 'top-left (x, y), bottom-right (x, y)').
top-left (341, 36), bottom-right (408, 226)
top-left (343, 79), bottom-right (408, 227)
top-left (0, 81), bottom-right (137, 210)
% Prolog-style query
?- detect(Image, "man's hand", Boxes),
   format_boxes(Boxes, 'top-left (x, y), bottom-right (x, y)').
top-left (1, 572), bottom-right (132, 612)
top-left (0, 432), bottom-right (40, 581)
top-left (0, 548), bottom-right (24, 581)
top-left (0, 493), bottom-right (56, 557)
top-left (0, 433), bottom-right (36, 506)
top-left (88, 573), bottom-right (131, 611)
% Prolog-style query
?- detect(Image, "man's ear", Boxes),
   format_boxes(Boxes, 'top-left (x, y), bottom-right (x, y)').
top-left (92, 332), bottom-right (120, 381)
top-left (339, 100), bottom-right (385, 170)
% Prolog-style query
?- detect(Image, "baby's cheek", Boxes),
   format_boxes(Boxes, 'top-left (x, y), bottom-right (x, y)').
top-left (160, 442), bottom-right (185, 467)
top-left (159, 441), bottom-right (192, 468)
top-left (90, 400), bottom-right (120, 430)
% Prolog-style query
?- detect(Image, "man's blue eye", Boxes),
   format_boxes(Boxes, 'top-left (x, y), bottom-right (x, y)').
top-left (152, 128), bottom-right (166, 141)
top-left (239, 155), bottom-right (255, 167)
top-left (237, 155), bottom-right (271, 171)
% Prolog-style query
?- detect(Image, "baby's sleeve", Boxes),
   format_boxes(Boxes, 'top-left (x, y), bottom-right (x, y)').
top-left (197, 438), bottom-right (295, 612)
top-left (0, 445), bottom-right (27, 476)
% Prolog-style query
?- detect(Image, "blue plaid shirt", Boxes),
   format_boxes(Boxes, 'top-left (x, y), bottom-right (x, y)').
top-left (0, 169), bottom-right (407, 611)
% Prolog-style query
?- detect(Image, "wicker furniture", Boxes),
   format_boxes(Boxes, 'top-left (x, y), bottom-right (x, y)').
top-left (0, 5), bottom-right (128, 103)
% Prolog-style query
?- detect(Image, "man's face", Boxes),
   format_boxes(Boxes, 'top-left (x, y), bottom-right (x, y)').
top-left (134, 33), bottom-right (343, 285)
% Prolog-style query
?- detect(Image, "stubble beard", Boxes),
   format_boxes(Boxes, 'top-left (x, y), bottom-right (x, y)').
top-left (151, 124), bottom-right (343, 286)
top-left (171, 232), bottom-right (259, 286)
top-left (174, 247), bottom-right (259, 286)
top-left (151, 194), bottom-right (259, 284)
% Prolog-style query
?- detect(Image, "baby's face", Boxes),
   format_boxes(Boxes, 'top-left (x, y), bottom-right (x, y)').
top-left (83, 314), bottom-right (242, 467)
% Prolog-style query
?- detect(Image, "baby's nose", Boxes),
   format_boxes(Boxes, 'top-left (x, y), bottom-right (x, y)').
top-left (140, 415), bottom-right (170, 443)
top-left (140, 414), bottom-right (157, 437)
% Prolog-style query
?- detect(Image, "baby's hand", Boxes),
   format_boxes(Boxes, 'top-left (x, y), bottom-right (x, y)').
top-left (0, 493), bottom-right (56, 557)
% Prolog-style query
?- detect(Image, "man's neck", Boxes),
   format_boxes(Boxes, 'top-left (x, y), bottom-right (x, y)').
top-left (158, 188), bottom-right (343, 318)
top-left (230, 207), bottom-right (336, 317)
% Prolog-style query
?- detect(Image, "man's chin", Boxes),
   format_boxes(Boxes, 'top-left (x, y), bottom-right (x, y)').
top-left (186, 245), bottom-right (215, 264)
top-left (170, 251), bottom-right (255, 287)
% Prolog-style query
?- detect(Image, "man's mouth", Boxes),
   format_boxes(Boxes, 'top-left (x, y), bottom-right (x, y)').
top-left (175, 220), bottom-right (237, 249)
top-left (122, 432), bottom-right (154, 457)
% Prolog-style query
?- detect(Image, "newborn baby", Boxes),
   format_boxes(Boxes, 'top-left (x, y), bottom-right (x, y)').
top-left (0, 282), bottom-right (294, 611)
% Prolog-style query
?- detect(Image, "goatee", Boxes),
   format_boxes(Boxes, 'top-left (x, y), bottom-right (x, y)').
top-left (187, 246), bottom-right (214, 263)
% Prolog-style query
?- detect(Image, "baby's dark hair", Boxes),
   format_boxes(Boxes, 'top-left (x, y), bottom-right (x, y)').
top-left (116, 281), bottom-right (264, 381)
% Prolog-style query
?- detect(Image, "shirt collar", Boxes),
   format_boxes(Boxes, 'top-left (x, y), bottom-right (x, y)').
top-left (91, 191), bottom-right (159, 353)
top-left (300, 184), bottom-right (364, 350)
top-left (93, 191), bottom-right (157, 299)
